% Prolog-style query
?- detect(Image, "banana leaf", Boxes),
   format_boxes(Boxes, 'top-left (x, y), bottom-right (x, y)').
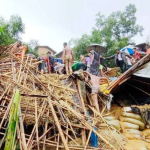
top-left (4, 89), bottom-right (21, 150)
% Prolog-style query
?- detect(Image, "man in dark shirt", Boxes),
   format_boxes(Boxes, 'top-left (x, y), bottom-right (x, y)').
top-left (47, 51), bottom-right (54, 73)
top-left (89, 49), bottom-right (100, 76)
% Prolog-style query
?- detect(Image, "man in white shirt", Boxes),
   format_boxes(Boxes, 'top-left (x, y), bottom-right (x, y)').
top-left (125, 56), bottom-right (133, 70)
top-left (117, 53), bottom-right (123, 61)
top-left (115, 48), bottom-right (132, 73)
top-left (115, 49), bottom-right (124, 73)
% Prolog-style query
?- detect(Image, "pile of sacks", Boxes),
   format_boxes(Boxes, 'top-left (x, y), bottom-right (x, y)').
top-left (97, 106), bottom-right (150, 149)
top-left (120, 107), bottom-right (150, 150)
top-left (120, 107), bottom-right (145, 140)
top-left (97, 116), bottom-right (125, 149)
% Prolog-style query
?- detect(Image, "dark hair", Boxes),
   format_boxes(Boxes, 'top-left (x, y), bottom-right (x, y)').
top-left (47, 51), bottom-right (51, 54)
top-left (63, 42), bottom-right (67, 45)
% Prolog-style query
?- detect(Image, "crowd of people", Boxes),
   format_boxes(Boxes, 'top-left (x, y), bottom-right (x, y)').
top-left (10, 41), bottom-right (150, 112)
top-left (37, 43), bottom-right (106, 77)
top-left (37, 42), bottom-right (74, 75)
top-left (10, 41), bottom-right (150, 77)
top-left (115, 47), bottom-right (141, 73)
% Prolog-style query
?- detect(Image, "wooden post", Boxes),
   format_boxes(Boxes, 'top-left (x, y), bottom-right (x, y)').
top-left (19, 107), bottom-right (27, 150)
top-left (48, 96), bottom-right (69, 150)
top-left (76, 79), bottom-right (86, 114)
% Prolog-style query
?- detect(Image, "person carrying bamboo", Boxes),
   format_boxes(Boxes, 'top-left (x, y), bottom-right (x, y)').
top-left (62, 42), bottom-right (74, 75)
top-left (11, 41), bottom-right (22, 54)
top-left (83, 71), bottom-right (109, 112)
top-left (11, 41), bottom-right (27, 60)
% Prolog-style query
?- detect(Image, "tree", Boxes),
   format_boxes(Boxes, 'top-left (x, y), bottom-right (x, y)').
top-left (69, 34), bottom-right (91, 61)
top-left (25, 39), bottom-right (39, 57)
top-left (96, 4), bottom-right (143, 44)
top-left (70, 29), bottom-right (103, 60)
top-left (0, 15), bottom-right (39, 57)
top-left (0, 15), bottom-right (25, 45)
top-left (71, 4), bottom-right (144, 64)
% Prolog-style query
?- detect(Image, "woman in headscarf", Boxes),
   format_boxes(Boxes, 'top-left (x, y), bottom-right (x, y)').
top-left (89, 49), bottom-right (100, 76)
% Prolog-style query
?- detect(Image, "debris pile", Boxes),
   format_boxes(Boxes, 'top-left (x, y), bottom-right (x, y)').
top-left (0, 51), bottom-right (150, 150)
top-left (0, 53), bottom-right (124, 150)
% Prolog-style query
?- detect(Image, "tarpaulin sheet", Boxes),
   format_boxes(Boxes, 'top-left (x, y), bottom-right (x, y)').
top-left (133, 63), bottom-right (150, 78)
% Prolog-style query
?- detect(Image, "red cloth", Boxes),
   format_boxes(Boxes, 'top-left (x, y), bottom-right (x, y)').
top-left (134, 51), bottom-right (141, 60)
top-left (41, 55), bottom-right (51, 73)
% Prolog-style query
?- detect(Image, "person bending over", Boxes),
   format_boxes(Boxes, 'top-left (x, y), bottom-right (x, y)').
top-left (54, 62), bottom-right (65, 74)
top-left (83, 71), bottom-right (109, 112)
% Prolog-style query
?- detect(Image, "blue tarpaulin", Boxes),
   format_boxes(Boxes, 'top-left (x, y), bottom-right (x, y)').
top-left (120, 45), bottom-right (135, 55)
top-left (54, 58), bottom-right (63, 64)
top-left (86, 111), bottom-right (98, 148)
top-left (90, 127), bottom-right (98, 147)
top-left (121, 48), bottom-right (134, 55)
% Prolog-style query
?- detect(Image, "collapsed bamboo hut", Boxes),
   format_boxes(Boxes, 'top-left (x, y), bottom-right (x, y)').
top-left (0, 47), bottom-right (150, 150)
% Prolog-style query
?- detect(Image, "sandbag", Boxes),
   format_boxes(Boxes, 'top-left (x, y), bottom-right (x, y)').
top-left (124, 140), bottom-right (147, 150)
top-left (106, 120), bottom-right (120, 131)
top-left (120, 116), bottom-right (145, 130)
top-left (121, 122), bottom-right (139, 130)
top-left (104, 116), bottom-right (115, 121)
top-left (98, 128), bottom-right (124, 149)
top-left (144, 142), bottom-right (150, 150)
top-left (122, 107), bottom-right (132, 113)
top-left (142, 129), bottom-right (150, 138)
top-left (123, 132), bottom-right (142, 140)
top-left (142, 129), bottom-right (150, 142)
top-left (124, 129), bottom-right (141, 135)
top-left (122, 112), bottom-right (142, 121)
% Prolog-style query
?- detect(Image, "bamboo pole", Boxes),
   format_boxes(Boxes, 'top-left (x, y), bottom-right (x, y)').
top-left (77, 79), bottom-right (86, 114)
top-left (59, 100), bottom-right (117, 150)
top-left (84, 112), bottom-right (97, 150)
top-left (66, 123), bottom-right (69, 143)
top-left (0, 83), bottom-right (11, 102)
top-left (35, 98), bottom-right (40, 150)
top-left (0, 93), bottom-right (14, 130)
top-left (56, 134), bottom-right (60, 150)
top-left (19, 107), bottom-right (27, 150)
top-left (48, 96), bottom-right (69, 150)
top-left (43, 110), bottom-right (49, 150)
top-left (27, 100), bottom-right (46, 148)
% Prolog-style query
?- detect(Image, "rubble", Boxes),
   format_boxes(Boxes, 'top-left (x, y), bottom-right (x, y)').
top-left (0, 48), bottom-right (150, 150)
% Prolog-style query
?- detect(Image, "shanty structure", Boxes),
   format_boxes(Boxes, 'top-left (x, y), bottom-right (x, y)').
top-left (36, 46), bottom-right (57, 56)
top-left (55, 51), bottom-right (63, 59)
top-left (0, 44), bottom-right (150, 150)
top-left (135, 43), bottom-right (147, 52)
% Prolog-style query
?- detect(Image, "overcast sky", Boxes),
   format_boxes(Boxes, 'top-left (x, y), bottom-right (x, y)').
top-left (0, 0), bottom-right (150, 52)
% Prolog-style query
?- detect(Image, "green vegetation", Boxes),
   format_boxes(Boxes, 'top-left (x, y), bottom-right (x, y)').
top-left (70, 4), bottom-right (144, 66)
top-left (0, 15), bottom-right (24, 45)
top-left (4, 89), bottom-right (21, 150)
top-left (25, 39), bottom-right (39, 57)
top-left (0, 15), bottom-right (38, 56)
